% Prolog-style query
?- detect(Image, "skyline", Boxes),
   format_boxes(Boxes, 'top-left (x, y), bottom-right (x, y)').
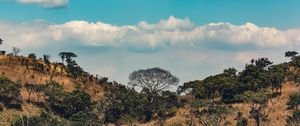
top-left (0, 0), bottom-right (299, 84)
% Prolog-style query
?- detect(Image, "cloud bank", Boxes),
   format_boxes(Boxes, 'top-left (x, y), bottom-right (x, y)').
top-left (1, 16), bottom-right (300, 50)
top-left (16, 0), bottom-right (68, 8)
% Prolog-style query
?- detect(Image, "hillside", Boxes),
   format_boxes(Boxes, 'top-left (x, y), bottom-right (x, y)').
top-left (1, 53), bottom-right (300, 126)
top-left (155, 81), bottom-right (298, 126)
top-left (0, 55), bottom-right (105, 126)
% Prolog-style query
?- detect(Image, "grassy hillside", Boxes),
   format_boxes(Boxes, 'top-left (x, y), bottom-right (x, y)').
top-left (1, 52), bottom-right (300, 126)
top-left (158, 81), bottom-right (298, 126)
top-left (0, 55), bottom-right (105, 125)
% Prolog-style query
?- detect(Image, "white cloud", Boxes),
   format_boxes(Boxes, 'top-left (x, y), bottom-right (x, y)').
top-left (0, 16), bottom-right (300, 50)
top-left (16, 0), bottom-right (68, 8)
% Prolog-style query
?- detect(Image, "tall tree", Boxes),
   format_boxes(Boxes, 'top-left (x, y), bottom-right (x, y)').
top-left (128, 67), bottom-right (179, 94)
top-left (43, 54), bottom-right (50, 64)
top-left (128, 67), bottom-right (179, 124)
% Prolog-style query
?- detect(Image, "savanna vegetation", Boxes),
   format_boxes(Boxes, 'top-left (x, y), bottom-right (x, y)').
top-left (1, 38), bottom-right (300, 126)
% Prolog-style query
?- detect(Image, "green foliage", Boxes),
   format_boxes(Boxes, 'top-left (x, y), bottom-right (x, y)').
top-left (242, 91), bottom-right (270, 126)
top-left (28, 53), bottom-right (37, 61)
top-left (290, 56), bottom-right (300, 68)
top-left (179, 58), bottom-right (279, 104)
top-left (287, 93), bottom-right (300, 110)
top-left (178, 80), bottom-right (206, 99)
top-left (286, 109), bottom-right (300, 126)
top-left (285, 51), bottom-right (299, 58)
top-left (190, 101), bottom-right (233, 126)
top-left (0, 76), bottom-right (22, 109)
top-left (103, 83), bottom-right (150, 124)
top-left (268, 64), bottom-right (287, 94)
top-left (178, 68), bottom-right (242, 103)
top-left (242, 90), bottom-right (270, 105)
top-left (43, 81), bottom-right (100, 125)
top-left (103, 82), bottom-right (180, 125)
top-left (235, 111), bottom-right (248, 126)
top-left (24, 83), bottom-right (35, 101)
top-left (11, 112), bottom-right (65, 126)
top-left (239, 58), bottom-right (272, 91)
top-left (47, 90), bottom-right (94, 119)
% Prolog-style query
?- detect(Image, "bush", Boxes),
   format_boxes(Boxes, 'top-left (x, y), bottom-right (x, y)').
top-left (235, 111), bottom-right (248, 126)
top-left (0, 103), bottom-right (4, 111)
top-left (0, 76), bottom-right (22, 109)
top-left (287, 93), bottom-right (300, 110)
top-left (286, 110), bottom-right (300, 126)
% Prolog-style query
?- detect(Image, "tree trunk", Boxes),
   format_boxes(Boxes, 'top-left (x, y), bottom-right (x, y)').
top-left (256, 116), bottom-right (260, 126)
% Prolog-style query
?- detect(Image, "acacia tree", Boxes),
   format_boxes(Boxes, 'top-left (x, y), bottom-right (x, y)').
top-left (128, 67), bottom-right (179, 94)
top-left (285, 51), bottom-right (298, 59)
top-left (128, 67), bottom-right (179, 123)
top-left (12, 47), bottom-right (21, 56)
top-left (59, 52), bottom-right (78, 67)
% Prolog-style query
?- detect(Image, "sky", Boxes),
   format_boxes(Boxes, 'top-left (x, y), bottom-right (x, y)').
top-left (0, 0), bottom-right (300, 85)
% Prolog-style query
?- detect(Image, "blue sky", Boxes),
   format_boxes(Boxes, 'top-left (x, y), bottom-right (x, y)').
top-left (0, 0), bottom-right (300, 85)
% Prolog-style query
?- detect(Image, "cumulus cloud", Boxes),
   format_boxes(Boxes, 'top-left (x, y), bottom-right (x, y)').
top-left (16, 0), bottom-right (68, 8)
top-left (0, 16), bottom-right (300, 50)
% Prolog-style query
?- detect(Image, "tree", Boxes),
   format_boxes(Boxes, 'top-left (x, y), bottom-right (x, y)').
top-left (24, 83), bottom-right (35, 101)
top-left (287, 93), bottom-right (300, 110)
top-left (242, 91), bottom-right (270, 126)
top-left (285, 51), bottom-right (298, 58)
top-left (33, 85), bottom-right (45, 102)
top-left (0, 38), bottom-right (3, 45)
top-left (177, 80), bottom-right (206, 99)
top-left (235, 112), bottom-right (248, 126)
top-left (286, 109), bottom-right (300, 126)
top-left (128, 67), bottom-right (179, 105)
top-left (65, 52), bottom-right (77, 67)
top-left (103, 83), bottom-right (150, 125)
top-left (28, 53), bottom-right (37, 61)
top-left (239, 58), bottom-right (273, 91)
top-left (59, 52), bottom-right (77, 65)
top-left (190, 101), bottom-right (233, 126)
top-left (12, 47), bottom-right (21, 56)
top-left (129, 67), bottom-right (179, 94)
top-left (128, 67), bottom-right (179, 124)
top-left (268, 65), bottom-right (285, 95)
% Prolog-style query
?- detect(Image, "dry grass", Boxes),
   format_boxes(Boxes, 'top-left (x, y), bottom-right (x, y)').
top-left (0, 55), bottom-right (105, 125)
top-left (158, 82), bottom-right (299, 126)
top-left (0, 55), bottom-right (299, 126)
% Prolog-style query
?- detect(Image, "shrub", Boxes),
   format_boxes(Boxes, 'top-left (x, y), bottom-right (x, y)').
top-left (287, 93), bottom-right (300, 110)
top-left (286, 110), bottom-right (300, 126)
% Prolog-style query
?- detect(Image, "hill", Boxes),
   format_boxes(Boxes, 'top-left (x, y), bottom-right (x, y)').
top-left (1, 52), bottom-right (300, 126)
top-left (0, 55), bottom-right (104, 125)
